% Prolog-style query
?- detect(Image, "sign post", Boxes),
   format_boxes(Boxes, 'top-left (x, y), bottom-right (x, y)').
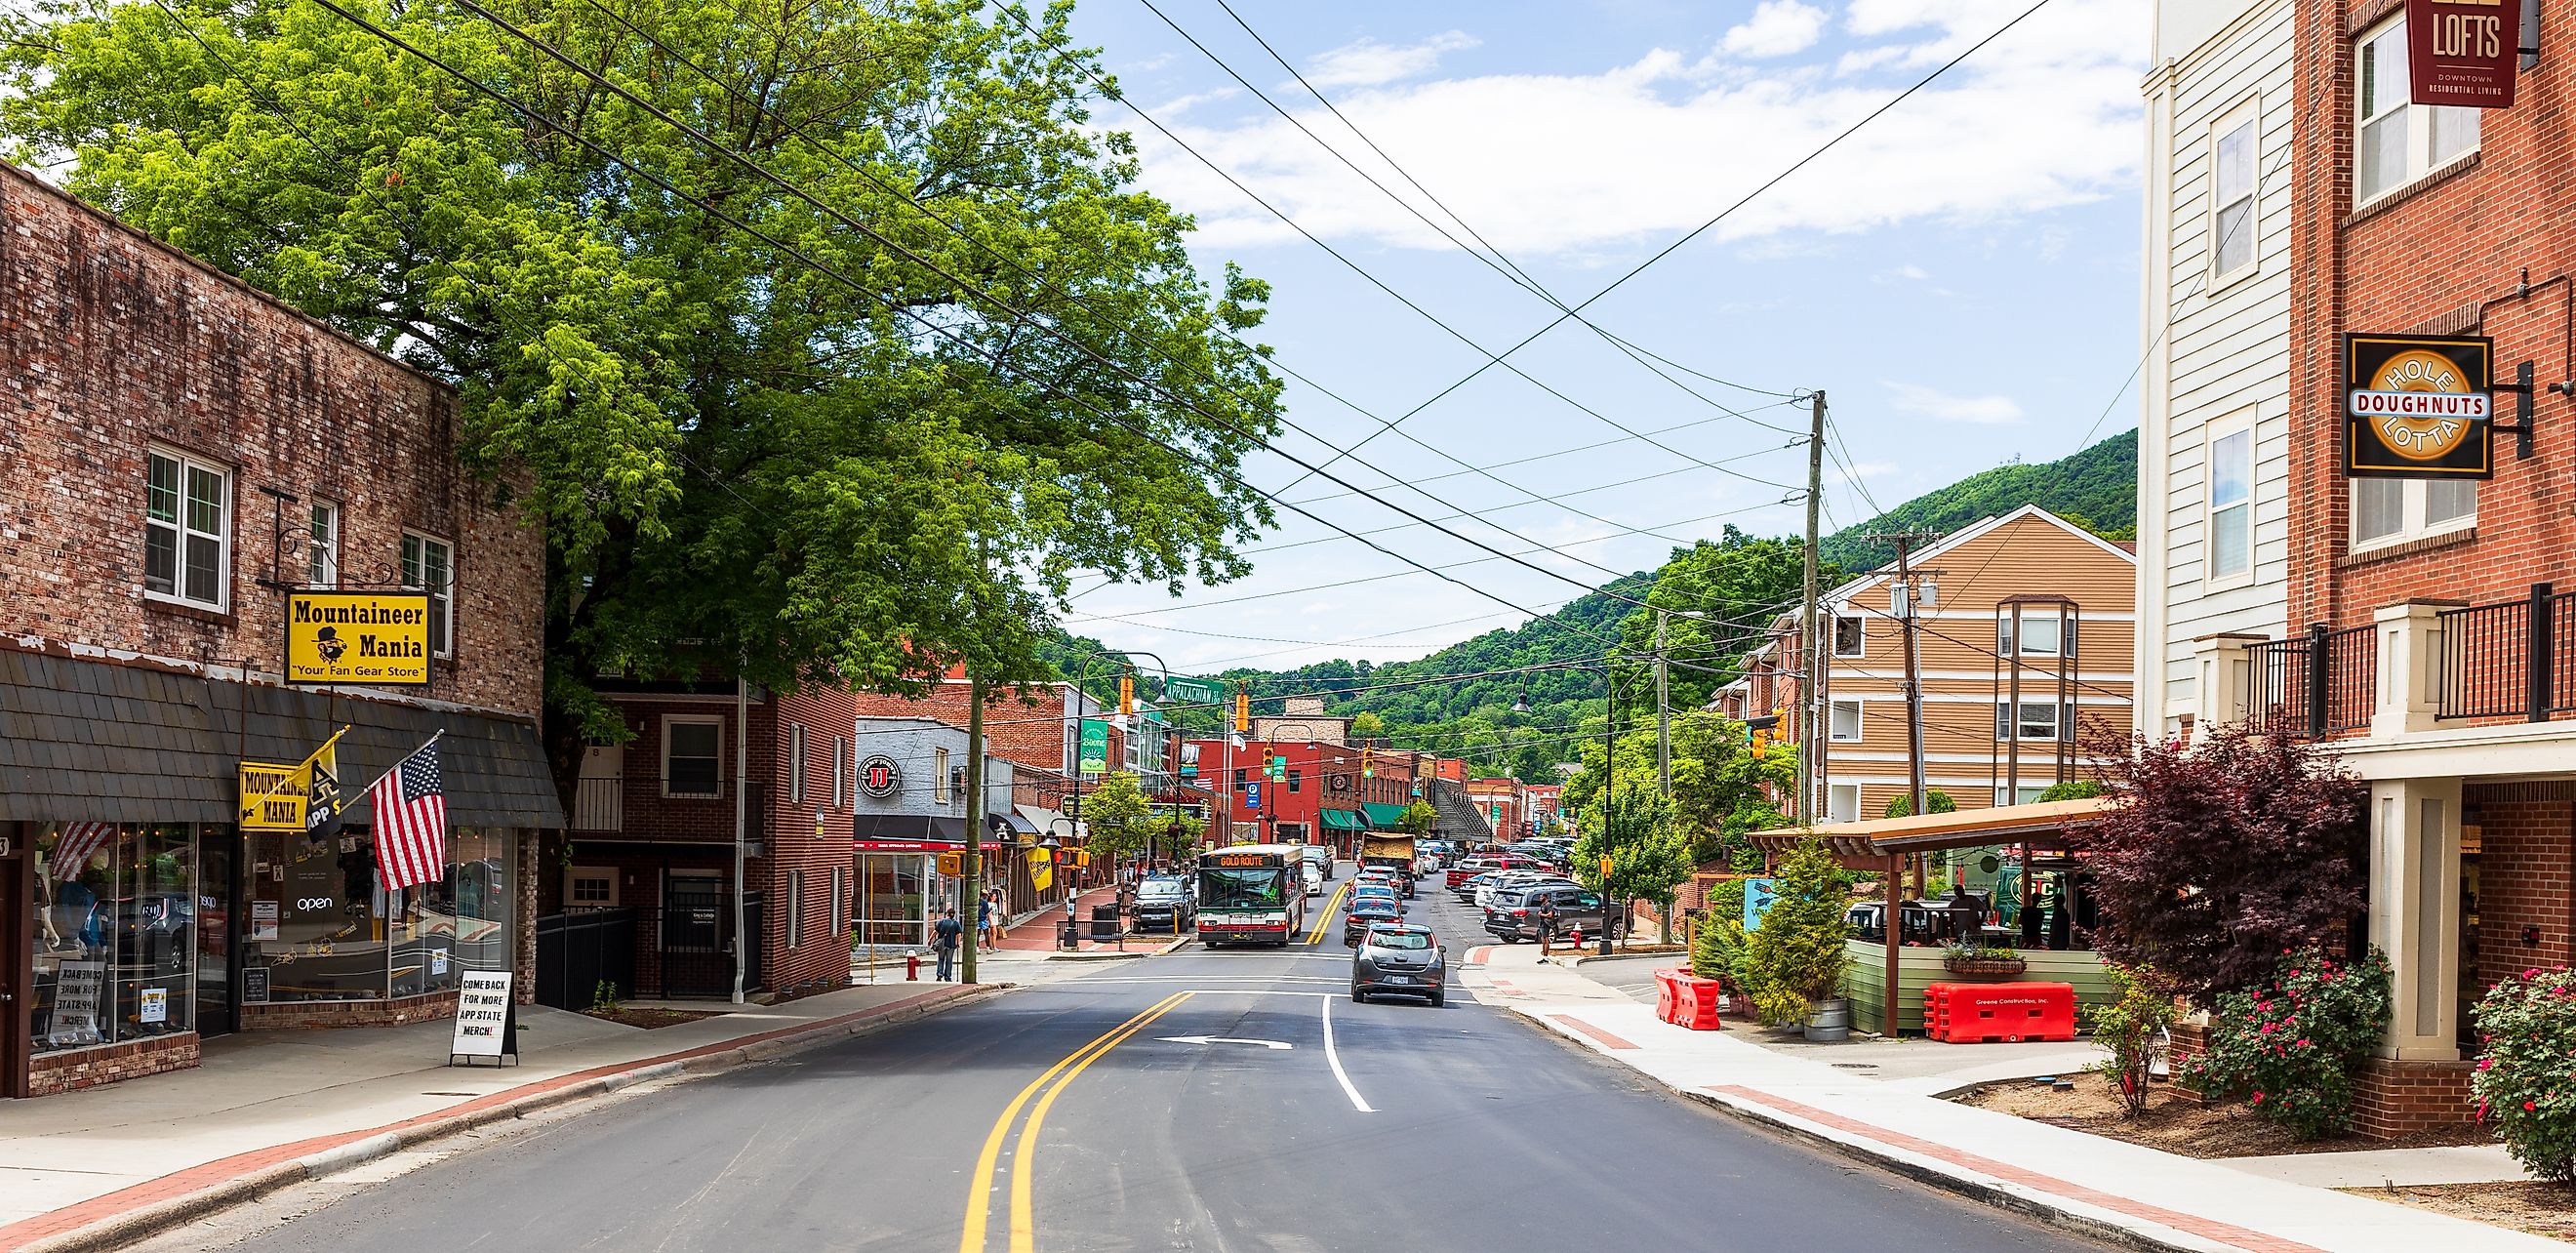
top-left (449, 970), bottom-right (519, 1066)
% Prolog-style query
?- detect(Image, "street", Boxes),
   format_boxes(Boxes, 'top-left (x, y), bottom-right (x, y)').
top-left (147, 867), bottom-right (2101, 1253)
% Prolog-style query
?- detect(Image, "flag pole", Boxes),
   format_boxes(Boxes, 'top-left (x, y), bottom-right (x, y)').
top-left (240, 726), bottom-right (352, 814)
top-left (356, 728), bottom-right (447, 796)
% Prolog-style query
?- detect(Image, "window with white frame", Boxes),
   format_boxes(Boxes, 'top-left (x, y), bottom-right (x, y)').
top-left (1829, 699), bottom-right (1863, 742)
top-left (832, 736), bottom-right (848, 808)
top-left (144, 448), bottom-right (230, 609)
top-left (566, 867), bottom-right (618, 909)
top-left (1994, 786), bottom-right (2052, 806)
top-left (785, 869), bottom-right (806, 949)
top-left (400, 531), bottom-right (455, 657)
top-left (663, 715), bottom-right (723, 796)
top-left (1993, 701), bottom-right (2074, 743)
top-left (2207, 423), bottom-right (2254, 581)
top-left (1832, 615), bottom-right (1865, 657)
top-left (788, 723), bottom-right (807, 804)
top-left (2356, 18), bottom-right (2479, 204)
top-left (306, 500), bottom-right (340, 586)
top-left (1828, 784), bottom-right (1861, 824)
top-left (1998, 610), bottom-right (2067, 657)
top-left (2354, 476), bottom-right (2476, 548)
top-left (830, 866), bottom-right (848, 939)
top-left (935, 748), bottom-right (952, 805)
top-left (2210, 111), bottom-right (2257, 277)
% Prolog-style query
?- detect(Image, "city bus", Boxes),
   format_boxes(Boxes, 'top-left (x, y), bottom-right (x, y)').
top-left (1194, 844), bottom-right (1309, 948)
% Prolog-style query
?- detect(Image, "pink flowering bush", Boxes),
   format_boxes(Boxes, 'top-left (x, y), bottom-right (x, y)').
top-left (2187, 946), bottom-right (2391, 1140)
top-left (2469, 967), bottom-right (2576, 1182)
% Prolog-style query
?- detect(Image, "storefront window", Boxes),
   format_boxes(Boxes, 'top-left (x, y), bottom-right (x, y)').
top-left (30, 822), bottom-right (198, 1055)
top-left (247, 826), bottom-right (518, 1003)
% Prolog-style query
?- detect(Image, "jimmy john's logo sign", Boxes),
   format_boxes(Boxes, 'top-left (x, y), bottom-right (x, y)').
top-left (2343, 334), bottom-right (2494, 479)
top-left (285, 590), bottom-right (433, 686)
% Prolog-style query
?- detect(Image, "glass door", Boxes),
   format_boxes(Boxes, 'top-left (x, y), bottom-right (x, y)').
top-left (195, 830), bottom-right (235, 1038)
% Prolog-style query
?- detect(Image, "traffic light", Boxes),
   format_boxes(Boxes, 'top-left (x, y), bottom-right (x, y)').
top-left (1119, 672), bottom-right (1135, 716)
top-left (1361, 747), bottom-right (1375, 778)
top-left (1748, 712), bottom-right (1782, 759)
top-left (1234, 687), bottom-right (1249, 732)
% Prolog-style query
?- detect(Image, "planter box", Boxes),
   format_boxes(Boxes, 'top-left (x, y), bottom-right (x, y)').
top-left (1944, 957), bottom-right (2028, 976)
top-left (1843, 940), bottom-right (2112, 1034)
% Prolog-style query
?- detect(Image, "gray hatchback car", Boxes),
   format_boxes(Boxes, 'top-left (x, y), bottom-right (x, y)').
top-left (1350, 922), bottom-right (1446, 1005)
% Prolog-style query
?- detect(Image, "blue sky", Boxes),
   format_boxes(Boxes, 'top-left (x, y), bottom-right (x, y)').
top-left (1053, 0), bottom-right (2150, 674)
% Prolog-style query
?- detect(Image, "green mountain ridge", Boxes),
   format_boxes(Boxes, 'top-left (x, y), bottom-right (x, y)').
top-left (1054, 427), bottom-right (2141, 779)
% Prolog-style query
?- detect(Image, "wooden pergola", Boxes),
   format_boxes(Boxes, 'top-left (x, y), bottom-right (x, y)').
top-left (1747, 797), bottom-right (2117, 1035)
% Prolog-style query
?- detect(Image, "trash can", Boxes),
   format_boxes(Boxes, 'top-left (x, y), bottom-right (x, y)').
top-left (1090, 904), bottom-right (1121, 941)
top-left (1058, 919), bottom-right (1080, 950)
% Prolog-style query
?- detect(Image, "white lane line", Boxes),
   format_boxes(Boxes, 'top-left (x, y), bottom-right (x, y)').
top-left (1319, 994), bottom-right (1376, 1114)
top-left (1066, 976), bottom-right (1343, 986)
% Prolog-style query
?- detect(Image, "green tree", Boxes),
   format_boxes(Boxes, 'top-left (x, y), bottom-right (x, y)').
top-left (1882, 788), bottom-right (1959, 819)
top-left (6, 0), bottom-right (1283, 818)
top-left (1348, 710), bottom-right (1387, 741)
top-left (1396, 800), bottom-right (1438, 835)
top-left (1610, 529), bottom-right (1821, 715)
top-left (1572, 787), bottom-right (1693, 943)
top-left (1743, 836), bottom-right (1853, 1025)
top-left (1079, 773), bottom-right (1151, 864)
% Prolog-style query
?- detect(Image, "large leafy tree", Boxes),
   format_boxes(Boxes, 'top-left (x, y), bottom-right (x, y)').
top-left (1572, 786), bottom-right (1692, 942)
top-left (2070, 724), bottom-right (2367, 1005)
top-left (4, 0), bottom-right (1282, 803)
top-left (1609, 527), bottom-right (1817, 716)
top-left (1077, 772), bottom-right (1150, 864)
top-left (1562, 710), bottom-right (1794, 865)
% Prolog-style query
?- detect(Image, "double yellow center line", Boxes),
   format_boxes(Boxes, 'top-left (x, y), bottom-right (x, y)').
top-left (959, 990), bottom-right (1195, 1253)
top-left (1304, 880), bottom-right (1350, 947)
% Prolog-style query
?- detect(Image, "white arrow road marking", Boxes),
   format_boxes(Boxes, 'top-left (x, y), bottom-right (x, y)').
top-left (1156, 1035), bottom-right (1294, 1049)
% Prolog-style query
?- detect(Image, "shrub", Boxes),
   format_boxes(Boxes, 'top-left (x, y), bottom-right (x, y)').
top-left (2186, 946), bottom-right (2391, 1140)
top-left (1691, 911), bottom-right (1747, 988)
top-left (1742, 836), bottom-right (1851, 1025)
top-left (1882, 788), bottom-right (1957, 819)
top-left (2086, 963), bottom-right (2181, 1117)
top-left (2037, 780), bottom-right (2105, 801)
top-left (2470, 967), bottom-right (2576, 1182)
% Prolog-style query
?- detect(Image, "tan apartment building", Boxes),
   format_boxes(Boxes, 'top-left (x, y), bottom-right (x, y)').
top-left (1720, 506), bottom-right (2137, 822)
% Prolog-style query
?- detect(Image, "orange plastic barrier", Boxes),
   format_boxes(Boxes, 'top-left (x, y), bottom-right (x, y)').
top-left (1655, 968), bottom-right (1726, 1031)
top-left (1924, 981), bottom-right (2076, 1043)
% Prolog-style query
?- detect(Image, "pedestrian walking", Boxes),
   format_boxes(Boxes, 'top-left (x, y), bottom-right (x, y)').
top-left (1538, 900), bottom-right (1560, 949)
top-left (990, 887), bottom-right (1011, 941)
top-left (977, 891), bottom-right (993, 946)
top-left (932, 909), bottom-right (962, 982)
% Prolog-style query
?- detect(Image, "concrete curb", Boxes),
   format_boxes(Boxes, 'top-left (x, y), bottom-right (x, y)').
top-left (7, 983), bottom-right (1010, 1253)
top-left (1510, 1010), bottom-right (2238, 1253)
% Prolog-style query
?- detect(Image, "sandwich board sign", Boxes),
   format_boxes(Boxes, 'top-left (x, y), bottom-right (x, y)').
top-left (449, 969), bottom-right (519, 1066)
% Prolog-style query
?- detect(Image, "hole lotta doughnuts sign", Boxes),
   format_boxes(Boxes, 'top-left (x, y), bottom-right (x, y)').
top-left (2343, 333), bottom-right (2495, 478)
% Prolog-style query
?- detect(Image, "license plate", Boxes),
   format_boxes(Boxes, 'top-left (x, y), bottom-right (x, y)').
top-left (1383, 975), bottom-right (1413, 984)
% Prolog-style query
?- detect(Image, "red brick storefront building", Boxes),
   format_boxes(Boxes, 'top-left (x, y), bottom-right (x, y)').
top-left (2265, 0), bottom-right (2576, 1134)
top-left (0, 165), bottom-right (561, 1096)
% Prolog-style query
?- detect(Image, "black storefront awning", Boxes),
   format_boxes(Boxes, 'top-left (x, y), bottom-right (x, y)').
top-left (0, 647), bottom-right (565, 829)
top-left (853, 813), bottom-right (967, 843)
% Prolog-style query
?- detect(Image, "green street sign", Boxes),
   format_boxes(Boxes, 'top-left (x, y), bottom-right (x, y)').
top-left (1164, 676), bottom-right (1225, 706)
top-left (1078, 718), bottom-right (1109, 776)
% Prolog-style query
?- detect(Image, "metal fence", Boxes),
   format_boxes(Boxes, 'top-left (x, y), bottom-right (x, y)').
top-left (2437, 583), bottom-right (2576, 721)
top-left (2245, 623), bottom-right (2375, 737)
top-left (535, 908), bottom-right (635, 1009)
top-left (569, 776), bottom-right (765, 837)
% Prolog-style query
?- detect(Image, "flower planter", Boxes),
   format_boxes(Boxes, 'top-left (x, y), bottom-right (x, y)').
top-left (1944, 957), bottom-right (2028, 977)
top-left (1656, 968), bottom-right (1727, 1031)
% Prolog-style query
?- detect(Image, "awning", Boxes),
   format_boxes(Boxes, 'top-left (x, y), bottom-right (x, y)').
top-left (1017, 804), bottom-right (1082, 842)
top-left (1320, 808), bottom-right (1363, 831)
top-left (853, 813), bottom-right (965, 843)
top-left (1745, 797), bottom-right (2116, 860)
top-left (1360, 802), bottom-right (1410, 829)
top-left (989, 810), bottom-right (1039, 836)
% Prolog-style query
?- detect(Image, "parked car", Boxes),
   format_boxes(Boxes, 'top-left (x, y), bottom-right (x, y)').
top-left (1485, 883), bottom-right (1619, 943)
top-left (1477, 870), bottom-right (1573, 910)
top-left (1446, 857), bottom-right (1504, 890)
top-left (1450, 870), bottom-right (1498, 901)
top-left (1350, 922), bottom-right (1445, 1005)
top-left (1344, 895), bottom-right (1404, 946)
top-left (1130, 875), bottom-right (1196, 934)
top-left (1302, 845), bottom-right (1335, 881)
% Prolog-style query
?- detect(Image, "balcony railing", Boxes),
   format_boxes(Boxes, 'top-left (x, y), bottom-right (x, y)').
top-left (2436, 583), bottom-right (2576, 722)
top-left (569, 776), bottom-right (765, 837)
top-left (2245, 623), bottom-right (2376, 738)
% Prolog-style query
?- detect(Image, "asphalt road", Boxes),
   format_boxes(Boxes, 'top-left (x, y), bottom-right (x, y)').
top-left (158, 866), bottom-right (2105, 1253)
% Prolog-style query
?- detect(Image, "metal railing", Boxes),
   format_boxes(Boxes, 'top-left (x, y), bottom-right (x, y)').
top-left (2246, 623), bottom-right (2376, 737)
top-left (2437, 583), bottom-right (2576, 721)
top-left (569, 776), bottom-right (765, 837)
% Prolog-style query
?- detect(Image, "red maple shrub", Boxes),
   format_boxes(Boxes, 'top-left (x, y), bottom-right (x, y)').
top-left (2070, 724), bottom-right (2367, 1006)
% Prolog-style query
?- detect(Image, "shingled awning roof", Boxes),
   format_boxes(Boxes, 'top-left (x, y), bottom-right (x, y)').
top-left (0, 648), bottom-right (563, 829)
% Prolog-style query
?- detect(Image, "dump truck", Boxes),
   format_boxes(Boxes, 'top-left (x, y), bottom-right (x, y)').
top-left (1359, 832), bottom-right (1417, 898)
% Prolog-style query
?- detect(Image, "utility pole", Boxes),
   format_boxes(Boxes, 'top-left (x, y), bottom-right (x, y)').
top-left (961, 672), bottom-right (985, 985)
top-left (1655, 608), bottom-right (1670, 798)
top-left (1868, 530), bottom-right (1942, 896)
top-left (1798, 389), bottom-right (1826, 822)
top-left (731, 669), bottom-right (747, 1005)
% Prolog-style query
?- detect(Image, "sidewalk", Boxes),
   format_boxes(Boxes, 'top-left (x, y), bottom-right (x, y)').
top-left (0, 981), bottom-right (1003, 1253)
top-left (1461, 944), bottom-right (2556, 1253)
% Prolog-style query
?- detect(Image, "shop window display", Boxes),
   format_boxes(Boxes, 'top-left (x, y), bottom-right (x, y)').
top-left (244, 826), bottom-right (517, 1003)
top-left (30, 822), bottom-right (198, 1055)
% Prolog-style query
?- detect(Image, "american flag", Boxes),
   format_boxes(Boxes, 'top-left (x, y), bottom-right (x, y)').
top-left (50, 822), bottom-right (116, 879)
top-left (369, 740), bottom-right (449, 891)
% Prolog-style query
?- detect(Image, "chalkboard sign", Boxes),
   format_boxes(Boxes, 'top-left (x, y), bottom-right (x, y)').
top-left (242, 966), bottom-right (270, 1003)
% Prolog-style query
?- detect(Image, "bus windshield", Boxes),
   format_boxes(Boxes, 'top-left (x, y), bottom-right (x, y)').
top-left (1197, 868), bottom-right (1286, 910)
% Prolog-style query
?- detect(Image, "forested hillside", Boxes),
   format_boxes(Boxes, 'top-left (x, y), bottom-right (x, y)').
top-left (1818, 429), bottom-right (2136, 572)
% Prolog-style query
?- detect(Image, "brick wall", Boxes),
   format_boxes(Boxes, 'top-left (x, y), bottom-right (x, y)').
top-left (27, 1033), bottom-right (198, 1096)
top-left (849, 681), bottom-right (1086, 778)
top-left (2288, 0), bottom-right (2576, 632)
top-left (2351, 1058), bottom-right (2480, 1137)
top-left (240, 990), bottom-right (459, 1031)
top-left (0, 164), bottom-right (543, 719)
top-left (2470, 790), bottom-right (2575, 990)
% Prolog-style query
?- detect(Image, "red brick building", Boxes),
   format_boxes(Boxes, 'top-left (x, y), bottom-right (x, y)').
top-left (0, 165), bottom-right (561, 1097)
top-left (2207, 0), bottom-right (2576, 1135)
top-left (1185, 738), bottom-right (1364, 849)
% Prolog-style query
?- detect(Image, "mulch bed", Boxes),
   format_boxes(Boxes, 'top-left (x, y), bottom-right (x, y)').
top-left (583, 1007), bottom-right (721, 1030)
top-left (2349, 1182), bottom-right (2576, 1240)
top-left (1956, 1076), bottom-right (2489, 1158)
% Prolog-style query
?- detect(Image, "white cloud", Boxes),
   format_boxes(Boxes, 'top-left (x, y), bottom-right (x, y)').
top-left (1722, 1), bottom-right (1829, 58)
top-left (1303, 30), bottom-right (1481, 90)
top-left (1122, 0), bottom-right (2147, 257)
top-left (1883, 381), bottom-right (2024, 424)
top-left (1881, 263), bottom-right (1932, 281)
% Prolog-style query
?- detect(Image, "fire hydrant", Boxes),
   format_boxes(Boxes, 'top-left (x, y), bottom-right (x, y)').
top-left (906, 950), bottom-right (921, 981)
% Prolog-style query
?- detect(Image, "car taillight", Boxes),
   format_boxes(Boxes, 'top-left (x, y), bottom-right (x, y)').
top-left (1510, 908), bottom-right (1526, 916)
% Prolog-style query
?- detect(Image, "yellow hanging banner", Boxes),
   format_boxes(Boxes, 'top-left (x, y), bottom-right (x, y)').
top-left (238, 762), bottom-right (307, 831)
